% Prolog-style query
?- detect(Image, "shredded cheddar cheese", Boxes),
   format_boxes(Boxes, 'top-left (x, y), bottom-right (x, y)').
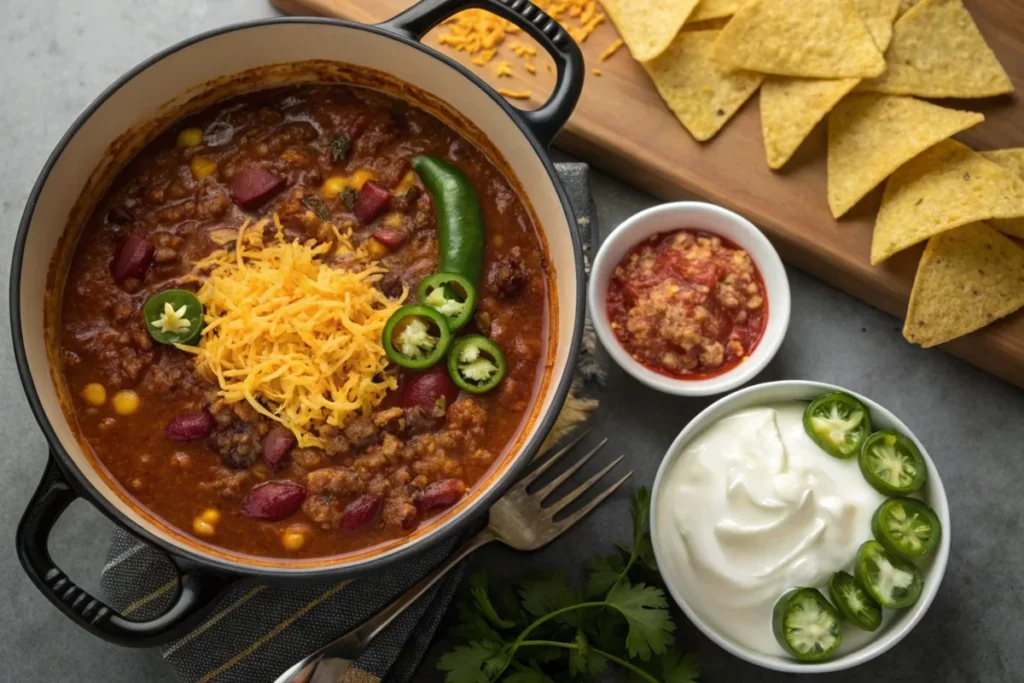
top-left (177, 217), bottom-right (404, 448)
top-left (438, 0), bottom-right (610, 101)
top-left (497, 88), bottom-right (533, 100)
top-left (600, 38), bottom-right (624, 61)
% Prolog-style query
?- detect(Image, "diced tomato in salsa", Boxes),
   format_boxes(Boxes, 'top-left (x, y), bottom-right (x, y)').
top-left (606, 229), bottom-right (767, 379)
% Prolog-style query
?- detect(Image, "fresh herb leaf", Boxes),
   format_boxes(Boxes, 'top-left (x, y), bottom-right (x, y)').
top-left (341, 186), bottom-right (358, 210)
top-left (585, 554), bottom-right (624, 598)
top-left (504, 663), bottom-right (557, 683)
top-left (568, 630), bottom-right (608, 678)
top-left (436, 487), bottom-right (698, 683)
top-left (328, 133), bottom-right (350, 164)
top-left (660, 649), bottom-right (702, 683)
top-left (436, 640), bottom-right (510, 683)
top-left (470, 571), bottom-right (516, 630)
top-left (631, 487), bottom-right (651, 546)
top-left (451, 601), bottom-right (504, 644)
top-left (519, 573), bottom-right (582, 627)
top-left (605, 581), bottom-right (675, 660)
top-left (494, 579), bottom-right (528, 628)
top-left (301, 196), bottom-right (331, 222)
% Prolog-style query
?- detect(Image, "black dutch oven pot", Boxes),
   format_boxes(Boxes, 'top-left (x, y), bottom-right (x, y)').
top-left (11, 0), bottom-right (585, 646)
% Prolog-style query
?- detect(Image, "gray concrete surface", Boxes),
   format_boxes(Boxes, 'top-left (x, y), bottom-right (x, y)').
top-left (1, 1), bottom-right (1022, 682)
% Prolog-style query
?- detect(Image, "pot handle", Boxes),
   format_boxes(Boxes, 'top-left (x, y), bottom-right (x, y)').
top-left (16, 456), bottom-right (233, 647)
top-left (379, 0), bottom-right (584, 149)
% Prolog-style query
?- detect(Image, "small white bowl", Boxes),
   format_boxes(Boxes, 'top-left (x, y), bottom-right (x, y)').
top-left (588, 202), bottom-right (790, 396)
top-left (650, 381), bottom-right (951, 674)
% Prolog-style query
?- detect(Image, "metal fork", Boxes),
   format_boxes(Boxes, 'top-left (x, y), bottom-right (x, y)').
top-left (276, 430), bottom-right (629, 683)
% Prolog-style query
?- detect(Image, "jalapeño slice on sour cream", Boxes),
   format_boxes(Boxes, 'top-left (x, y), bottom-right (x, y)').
top-left (859, 430), bottom-right (928, 496)
top-left (772, 588), bottom-right (843, 662)
top-left (803, 391), bottom-right (872, 459)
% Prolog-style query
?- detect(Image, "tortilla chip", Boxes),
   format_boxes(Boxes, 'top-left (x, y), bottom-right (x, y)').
top-left (858, 0), bottom-right (1013, 98)
top-left (601, 0), bottom-right (700, 62)
top-left (871, 140), bottom-right (1024, 263)
top-left (904, 222), bottom-right (1024, 347)
top-left (851, 0), bottom-right (902, 51)
top-left (827, 94), bottom-right (983, 218)
top-left (644, 30), bottom-right (765, 141)
top-left (761, 77), bottom-right (859, 169)
top-left (897, 0), bottom-right (921, 17)
top-left (759, 0), bottom-right (900, 170)
top-left (980, 149), bottom-right (1024, 239)
top-left (709, 0), bottom-right (886, 78)
top-left (687, 0), bottom-right (743, 24)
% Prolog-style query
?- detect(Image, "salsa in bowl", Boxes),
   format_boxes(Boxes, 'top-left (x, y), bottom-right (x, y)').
top-left (588, 202), bottom-right (790, 396)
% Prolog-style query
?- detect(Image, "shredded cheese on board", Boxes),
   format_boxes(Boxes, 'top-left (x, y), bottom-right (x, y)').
top-left (177, 217), bottom-right (404, 448)
top-left (437, 1), bottom-right (616, 100)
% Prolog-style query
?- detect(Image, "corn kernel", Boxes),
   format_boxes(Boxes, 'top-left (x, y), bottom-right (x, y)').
top-left (112, 390), bottom-right (140, 415)
top-left (383, 212), bottom-right (405, 229)
top-left (81, 383), bottom-right (107, 406)
top-left (321, 175), bottom-right (348, 199)
top-left (395, 170), bottom-right (417, 194)
top-left (176, 127), bottom-right (204, 148)
top-left (193, 518), bottom-right (215, 537)
top-left (349, 169), bottom-right (375, 191)
top-left (281, 530), bottom-right (306, 551)
top-left (366, 238), bottom-right (390, 259)
top-left (200, 508), bottom-right (221, 524)
top-left (190, 155), bottom-right (218, 180)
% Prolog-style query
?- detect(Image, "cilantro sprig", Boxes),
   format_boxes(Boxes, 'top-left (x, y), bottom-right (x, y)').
top-left (437, 488), bottom-right (700, 683)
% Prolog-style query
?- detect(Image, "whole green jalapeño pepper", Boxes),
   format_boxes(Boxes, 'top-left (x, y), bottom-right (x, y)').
top-left (411, 155), bottom-right (485, 286)
top-left (382, 305), bottom-right (452, 370)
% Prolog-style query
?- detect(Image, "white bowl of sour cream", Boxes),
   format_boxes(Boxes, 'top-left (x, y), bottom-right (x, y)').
top-left (650, 380), bottom-right (950, 673)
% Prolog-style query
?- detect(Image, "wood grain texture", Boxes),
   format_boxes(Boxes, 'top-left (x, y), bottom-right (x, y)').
top-left (271, 0), bottom-right (1024, 387)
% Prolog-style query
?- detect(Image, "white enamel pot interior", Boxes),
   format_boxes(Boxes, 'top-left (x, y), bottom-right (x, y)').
top-left (12, 6), bottom-right (584, 646)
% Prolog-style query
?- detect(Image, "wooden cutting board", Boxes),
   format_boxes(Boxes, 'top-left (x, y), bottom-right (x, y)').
top-left (272, 0), bottom-right (1024, 388)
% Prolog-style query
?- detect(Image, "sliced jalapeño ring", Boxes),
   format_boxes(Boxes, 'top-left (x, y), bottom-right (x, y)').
top-left (417, 272), bottom-right (477, 331)
top-left (383, 304), bottom-right (452, 370)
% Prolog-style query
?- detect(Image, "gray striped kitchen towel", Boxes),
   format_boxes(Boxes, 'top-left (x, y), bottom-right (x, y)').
top-left (101, 162), bottom-right (596, 683)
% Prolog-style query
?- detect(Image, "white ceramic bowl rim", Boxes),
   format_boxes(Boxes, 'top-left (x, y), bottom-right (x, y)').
top-left (587, 202), bottom-right (791, 397)
top-left (649, 380), bottom-right (951, 674)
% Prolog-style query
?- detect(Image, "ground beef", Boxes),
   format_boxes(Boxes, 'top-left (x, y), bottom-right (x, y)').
top-left (343, 416), bottom-right (380, 449)
top-left (208, 420), bottom-right (263, 469)
top-left (307, 467), bottom-right (365, 496)
top-left (198, 467), bottom-right (251, 499)
top-left (382, 489), bottom-right (418, 529)
top-left (487, 251), bottom-right (527, 299)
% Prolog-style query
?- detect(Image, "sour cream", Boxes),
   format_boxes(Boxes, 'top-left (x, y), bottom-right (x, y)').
top-left (655, 402), bottom-right (886, 656)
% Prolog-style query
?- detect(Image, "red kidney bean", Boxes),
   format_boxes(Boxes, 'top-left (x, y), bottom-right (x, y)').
top-left (241, 481), bottom-right (307, 521)
top-left (353, 181), bottom-right (391, 224)
top-left (229, 167), bottom-right (285, 208)
top-left (416, 479), bottom-right (466, 512)
top-left (399, 367), bottom-right (459, 411)
top-left (111, 234), bottom-right (154, 283)
top-left (164, 411), bottom-right (215, 440)
top-left (341, 495), bottom-right (382, 531)
top-left (371, 228), bottom-right (407, 249)
top-left (347, 115), bottom-right (369, 141)
top-left (262, 425), bottom-right (296, 469)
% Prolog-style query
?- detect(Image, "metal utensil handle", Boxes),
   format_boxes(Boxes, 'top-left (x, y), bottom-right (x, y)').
top-left (279, 526), bottom-right (499, 682)
top-left (339, 526), bottom-right (496, 651)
